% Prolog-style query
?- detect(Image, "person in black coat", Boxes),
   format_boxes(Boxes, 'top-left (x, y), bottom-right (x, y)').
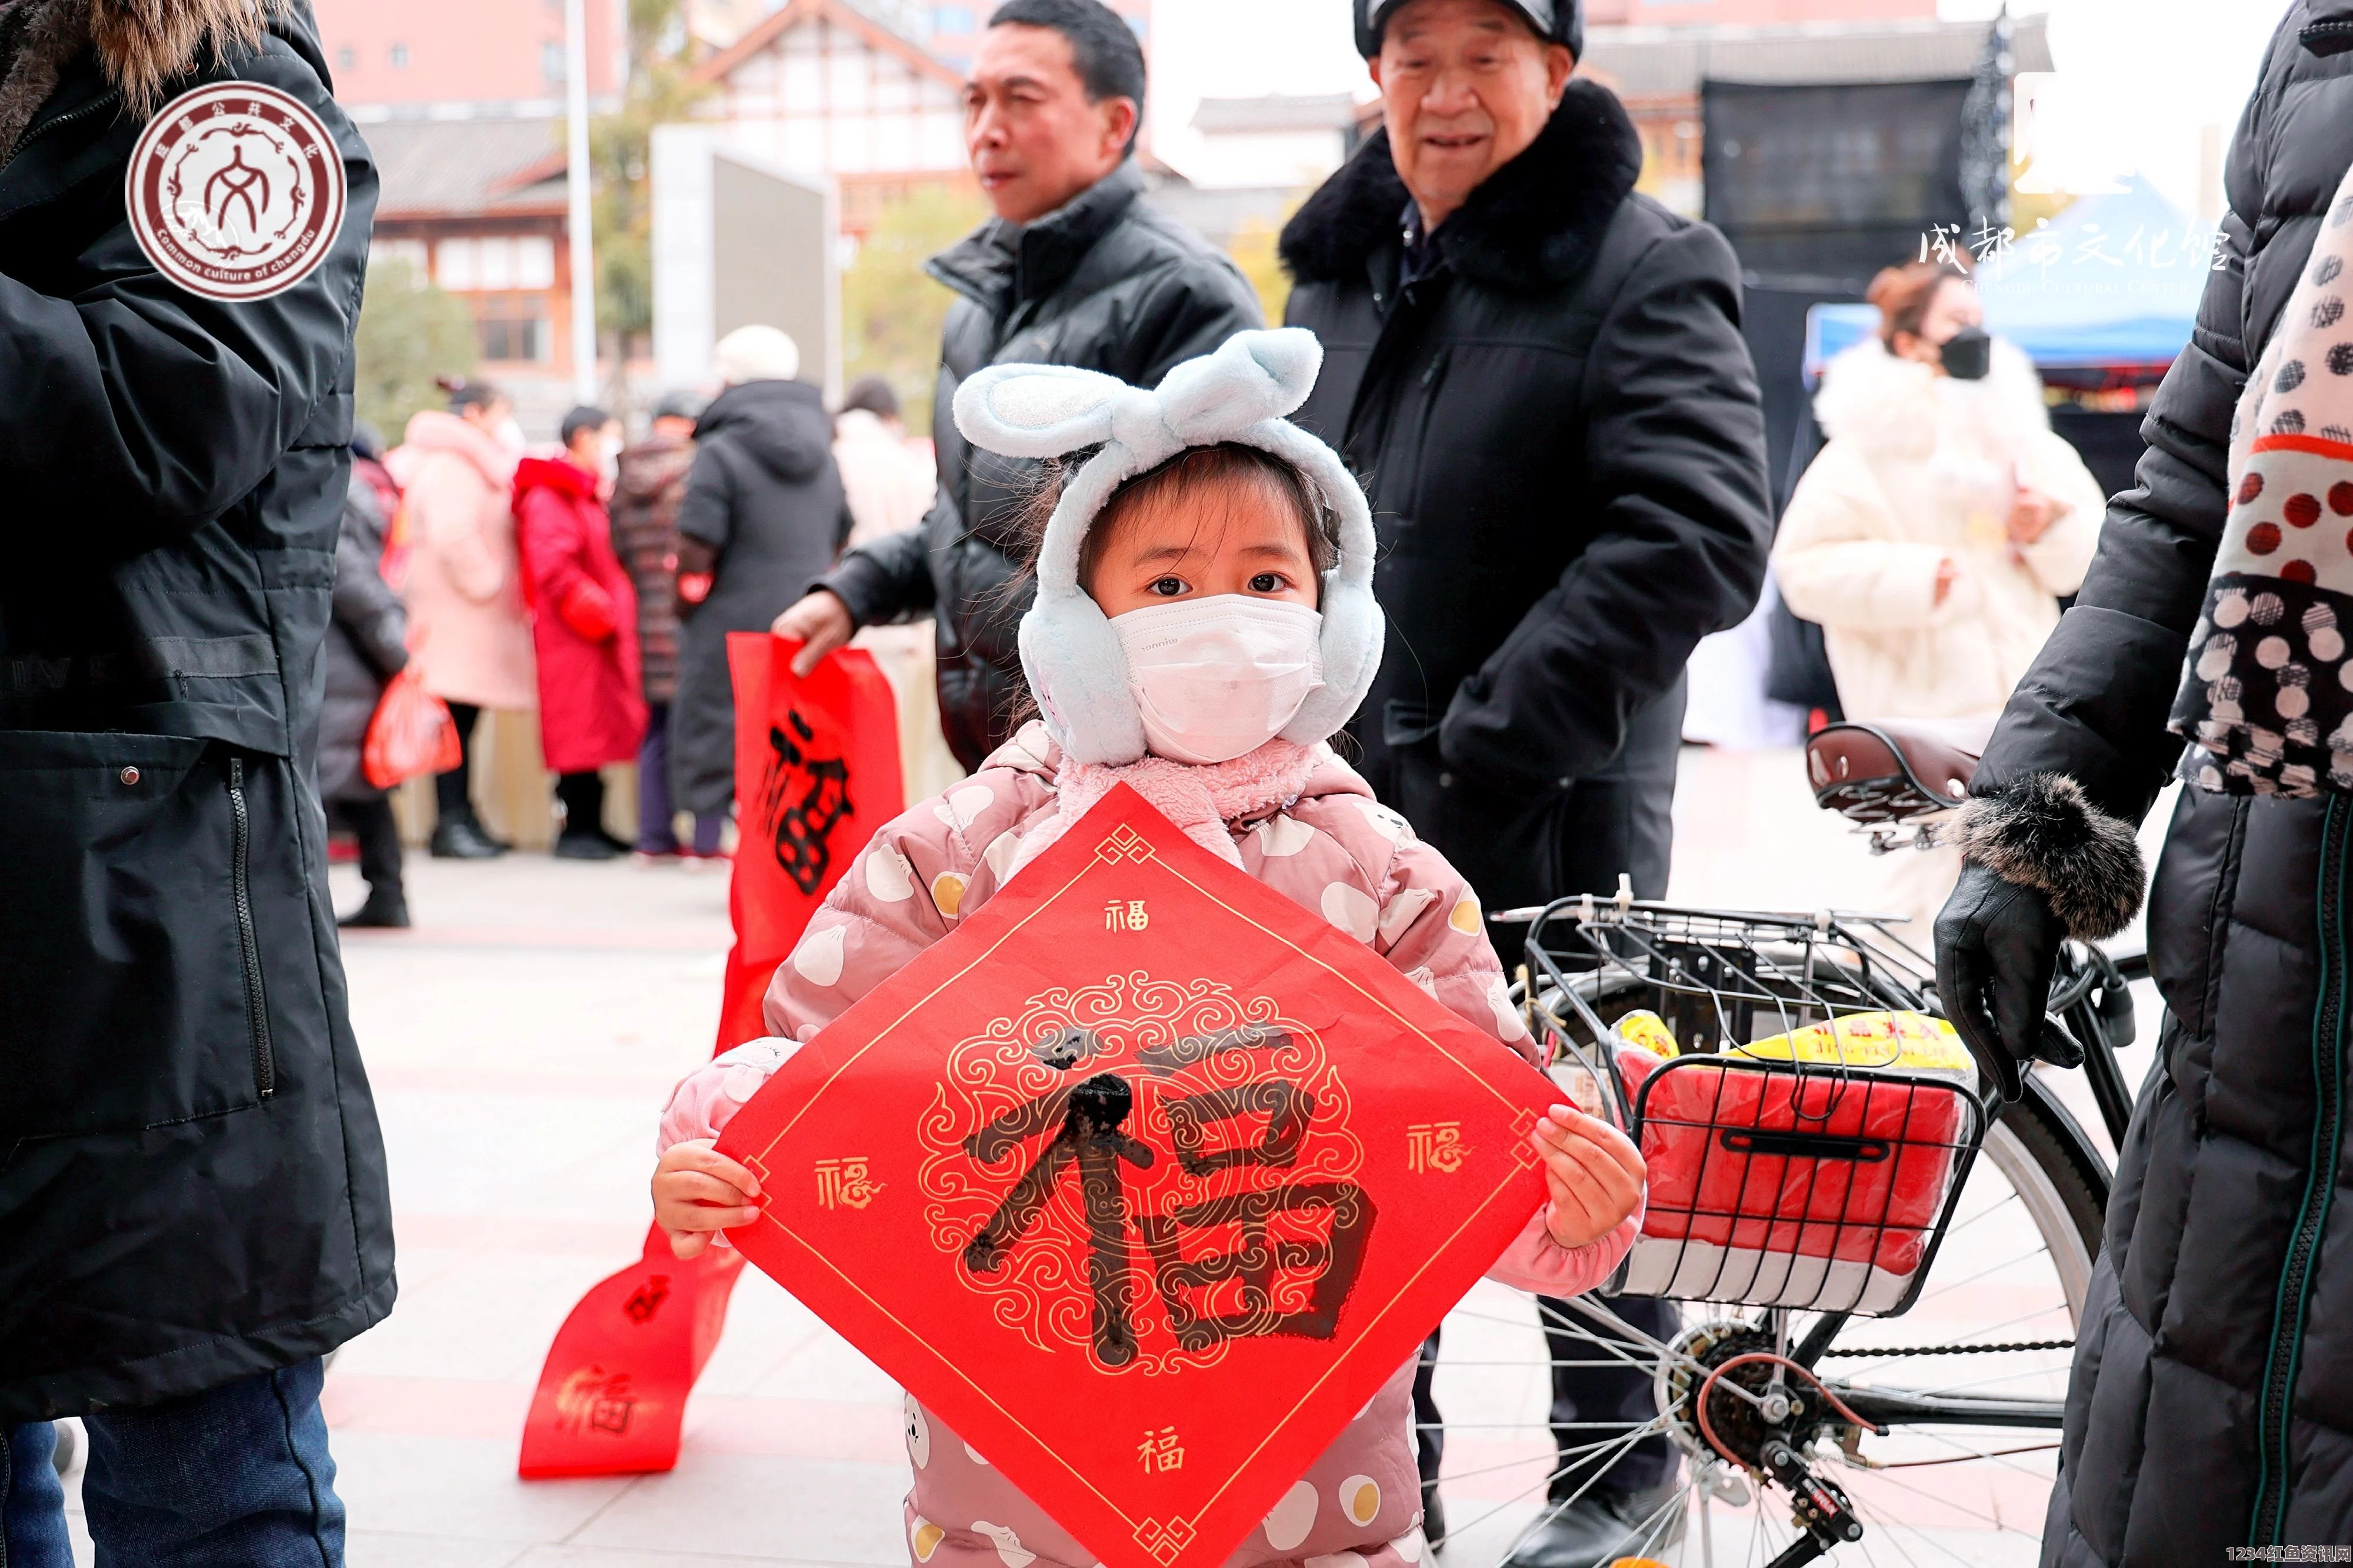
top-left (0, 0), bottom-right (392, 1557)
top-left (769, 0), bottom-right (1262, 768)
top-left (1934, 5), bottom-right (2353, 1559)
top-left (669, 326), bottom-right (853, 823)
top-left (1279, 1), bottom-right (1771, 1562)
top-left (321, 459), bottom-right (413, 928)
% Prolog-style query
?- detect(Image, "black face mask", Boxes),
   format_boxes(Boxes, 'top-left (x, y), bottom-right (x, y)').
top-left (1939, 326), bottom-right (1992, 381)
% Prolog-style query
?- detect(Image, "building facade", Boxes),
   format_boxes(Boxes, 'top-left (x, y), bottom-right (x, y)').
top-left (690, 0), bottom-right (975, 238)
top-left (314, 0), bottom-right (619, 115)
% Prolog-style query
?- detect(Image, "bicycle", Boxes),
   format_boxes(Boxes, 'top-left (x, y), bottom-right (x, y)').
top-left (1421, 722), bottom-right (2137, 1568)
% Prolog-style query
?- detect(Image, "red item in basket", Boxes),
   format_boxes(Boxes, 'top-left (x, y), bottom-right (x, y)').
top-left (1626, 1057), bottom-right (1967, 1312)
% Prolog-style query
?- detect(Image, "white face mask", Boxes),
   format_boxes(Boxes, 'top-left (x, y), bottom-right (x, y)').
top-left (1111, 595), bottom-right (1325, 765)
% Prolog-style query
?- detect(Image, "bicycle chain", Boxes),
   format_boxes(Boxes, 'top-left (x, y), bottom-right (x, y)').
top-left (1817, 1339), bottom-right (2075, 1357)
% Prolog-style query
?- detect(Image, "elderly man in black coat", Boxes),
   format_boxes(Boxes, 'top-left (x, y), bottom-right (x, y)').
top-left (1279, 1), bottom-right (1772, 1562)
top-left (0, 0), bottom-right (392, 1559)
top-left (771, 0), bottom-right (1262, 768)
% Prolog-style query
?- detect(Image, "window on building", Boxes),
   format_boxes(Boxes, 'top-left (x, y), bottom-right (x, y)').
top-left (435, 236), bottom-right (558, 293)
top-left (370, 239), bottom-right (431, 283)
top-left (475, 291), bottom-right (551, 363)
top-left (477, 308), bottom-right (547, 365)
top-left (512, 236), bottom-right (557, 289)
top-left (932, 4), bottom-right (974, 34)
top-left (435, 237), bottom-right (479, 291)
top-left (388, 42), bottom-right (409, 68)
top-left (542, 41), bottom-right (565, 84)
top-left (335, 45), bottom-right (355, 69)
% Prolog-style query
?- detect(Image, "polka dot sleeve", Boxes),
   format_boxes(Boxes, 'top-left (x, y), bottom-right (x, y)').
top-left (1372, 837), bottom-right (1539, 1066)
top-left (760, 775), bottom-right (1034, 1043)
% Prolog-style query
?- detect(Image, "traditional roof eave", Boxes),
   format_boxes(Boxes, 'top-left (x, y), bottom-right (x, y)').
top-left (693, 0), bottom-right (966, 93)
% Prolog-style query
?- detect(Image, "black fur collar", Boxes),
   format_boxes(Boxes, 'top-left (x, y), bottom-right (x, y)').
top-left (1279, 78), bottom-right (1643, 295)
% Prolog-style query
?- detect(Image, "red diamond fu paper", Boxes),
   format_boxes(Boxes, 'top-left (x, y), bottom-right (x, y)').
top-left (714, 783), bottom-right (1560, 1568)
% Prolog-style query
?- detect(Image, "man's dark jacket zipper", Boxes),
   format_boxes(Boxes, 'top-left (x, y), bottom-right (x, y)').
top-left (226, 756), bottom-right (276, 1099)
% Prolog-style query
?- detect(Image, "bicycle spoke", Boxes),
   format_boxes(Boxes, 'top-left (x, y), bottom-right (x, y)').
top-left (1617, 1481), bottom-right (1694, 1562)
top-left (1440, 1416), bottom-right (1675, 1547)
top-left (1891, 1426), bottom-right (2064, 1478)
top-left (1851, 1462), bottom-right (2028, 1533)
top-left (1905, 1243), bottom-right (2064, 1306)
top-left (1845, 1485), bottom-right (1981, 1568)
top-left (1448, 1302), bottom-right (1731, 1393)
top-left (1936, 1187), bottom-right (2024, 1239)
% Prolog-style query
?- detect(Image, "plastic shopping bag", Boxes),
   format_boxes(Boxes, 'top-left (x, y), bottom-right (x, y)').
top-left (361, 665), bottom-right (462, 789)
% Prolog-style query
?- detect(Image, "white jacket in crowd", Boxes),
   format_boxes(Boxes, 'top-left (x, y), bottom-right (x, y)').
top-left (1774, 336), bottom-right (2104, 747)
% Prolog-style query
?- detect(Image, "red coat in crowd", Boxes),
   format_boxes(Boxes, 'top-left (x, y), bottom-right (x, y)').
top-left (513, 456), bottom-right (648, 775)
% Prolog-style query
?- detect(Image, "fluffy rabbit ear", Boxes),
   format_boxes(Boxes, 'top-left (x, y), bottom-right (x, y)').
top-left (954, 362), bottom-right (1128, 458)
top-left (1155, 328), bottom-right (1322, 444)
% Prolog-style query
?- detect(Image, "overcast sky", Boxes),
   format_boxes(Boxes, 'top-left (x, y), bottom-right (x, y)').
top-left (1148, 0), bottom-right (2295, 217)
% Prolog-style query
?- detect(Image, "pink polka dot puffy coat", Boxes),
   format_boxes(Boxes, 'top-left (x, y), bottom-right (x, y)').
top-left (659, 723), bottom-right (1637, 1568)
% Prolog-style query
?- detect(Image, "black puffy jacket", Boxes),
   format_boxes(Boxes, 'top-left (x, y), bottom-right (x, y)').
top-left (819, 160), bottom-right (1262, 769)
top-left (1279, 82), bottom-right (1772, 912)
top-left (673, 378), bottom-right (851, 815)
top-left (1965, 4), bottom-right (2353, 1556)
top-left (0, 4), bottom-right (394, 1418)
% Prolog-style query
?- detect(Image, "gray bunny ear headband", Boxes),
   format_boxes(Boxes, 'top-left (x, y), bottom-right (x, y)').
top-left (953, 328), bottom-right (1383, 767)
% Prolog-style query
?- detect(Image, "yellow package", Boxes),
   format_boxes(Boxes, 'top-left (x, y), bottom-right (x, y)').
top-left (1614, 1009), bottom-right (1679, 1060)
top-left (1733, 1009), bottom-right (1974, 1086)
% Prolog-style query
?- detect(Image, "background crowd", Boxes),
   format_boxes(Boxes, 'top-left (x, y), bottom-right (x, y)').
top-left (322, 328), bottom-right (935, 927)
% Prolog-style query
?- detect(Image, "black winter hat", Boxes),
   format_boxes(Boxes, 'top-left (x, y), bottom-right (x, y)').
top-left (1355, 0), bottom-right (1582, 59)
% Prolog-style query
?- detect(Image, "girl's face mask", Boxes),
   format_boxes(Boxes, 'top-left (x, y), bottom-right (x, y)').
top-left (1110, 595), bottom-right (1326, 765)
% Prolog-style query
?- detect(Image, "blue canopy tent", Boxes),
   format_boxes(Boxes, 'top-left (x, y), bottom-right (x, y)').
top-left (1975, 177), bottom-right (2209, 369)
top-left (1802, 178), bottom-right (2208, 380)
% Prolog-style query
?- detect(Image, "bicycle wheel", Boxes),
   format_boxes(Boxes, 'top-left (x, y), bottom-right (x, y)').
top-left (1423, 1077), bottom-right (2104, 1568)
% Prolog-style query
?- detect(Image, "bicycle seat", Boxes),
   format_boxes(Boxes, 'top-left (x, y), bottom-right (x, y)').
top-left (1806, 721), bottom-right (1979, 824)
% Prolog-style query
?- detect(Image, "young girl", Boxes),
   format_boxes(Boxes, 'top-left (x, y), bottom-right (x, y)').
top-left (651, 331), bottom-right (1647, 1568)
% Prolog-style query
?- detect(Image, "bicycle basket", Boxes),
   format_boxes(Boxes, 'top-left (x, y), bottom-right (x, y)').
top-left (1524, 899), bottom-right (1988, 1317)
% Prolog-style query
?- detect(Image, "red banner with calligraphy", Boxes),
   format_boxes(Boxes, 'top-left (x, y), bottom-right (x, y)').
top-left (713, 784), bottom-right (1560, 1568)
top-left (519, 635), bottom-right (902, 1479)
top-left (716, 633), bottom-right (904, 1050)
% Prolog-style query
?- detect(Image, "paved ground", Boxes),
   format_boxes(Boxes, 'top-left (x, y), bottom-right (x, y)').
top-left (47, 746), bottom-right (2165, 1567)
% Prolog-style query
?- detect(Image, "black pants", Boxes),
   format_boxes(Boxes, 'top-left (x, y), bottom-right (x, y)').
top-left (1395, 681), bottom-right (1685, 1501)
top-left (554, 770), bottom-right (606, 840)
top-left (434, 701), bottom-right (484, 826)
top-left (329, 796), bottom-right (403, 901)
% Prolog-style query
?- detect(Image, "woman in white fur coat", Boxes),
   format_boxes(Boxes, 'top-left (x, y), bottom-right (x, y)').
top-left (1775, 261), bottom-right (2104, 936)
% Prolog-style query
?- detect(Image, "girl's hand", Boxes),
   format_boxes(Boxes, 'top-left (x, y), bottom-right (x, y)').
top-left (654, 1139), bottom-right (765, 1260)
top-left (1530, 1105), bottom-right (1646, 1250)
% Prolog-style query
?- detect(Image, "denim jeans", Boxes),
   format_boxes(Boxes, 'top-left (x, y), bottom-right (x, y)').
top-left (1, 1359), bottom-right (344, 1567)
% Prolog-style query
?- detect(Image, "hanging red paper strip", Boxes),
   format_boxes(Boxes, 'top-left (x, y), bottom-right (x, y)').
top-left (520, 636), bottom-right (901, 1479)
top-left (717, 633), bottom-right (904, 1049)
top-left (714, 783), bottom-right (1560, 1568)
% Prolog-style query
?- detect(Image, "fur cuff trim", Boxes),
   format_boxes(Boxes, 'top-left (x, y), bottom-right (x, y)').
top-left (1955, 773), bottom-right (2146, 941)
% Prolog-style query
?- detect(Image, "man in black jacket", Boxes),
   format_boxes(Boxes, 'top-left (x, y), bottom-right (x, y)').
top-left (0, 0), bottom-right (392, 1559)
top-left (1279, 1), bottom-right (1771, 1562)
top-left (770, 0), bottom-right (1261, 768)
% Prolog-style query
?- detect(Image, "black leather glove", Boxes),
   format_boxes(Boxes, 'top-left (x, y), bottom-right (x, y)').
top-left (1935, 862), bottom-right (2075, 1101)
